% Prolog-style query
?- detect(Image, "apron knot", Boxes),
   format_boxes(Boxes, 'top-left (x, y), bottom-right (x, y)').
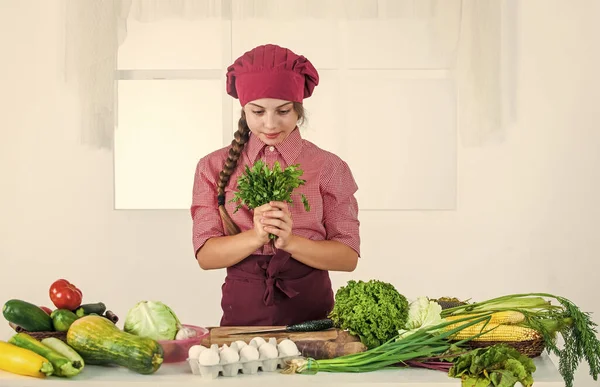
top-left (263, 275), bottom-right (300, 306)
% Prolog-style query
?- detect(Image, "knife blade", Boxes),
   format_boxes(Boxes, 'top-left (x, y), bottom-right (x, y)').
top-left (229, 318), bottom-right (334, 335)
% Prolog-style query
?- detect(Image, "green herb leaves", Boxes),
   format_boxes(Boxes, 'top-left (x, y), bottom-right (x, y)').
top-left (230, 159), bottom-right (311, 214)
top-left (448, 344), bottom-right (536, 387)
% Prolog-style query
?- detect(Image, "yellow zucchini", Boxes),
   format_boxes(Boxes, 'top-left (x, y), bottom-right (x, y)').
top-left (0, 341), bottom-right (54, 378)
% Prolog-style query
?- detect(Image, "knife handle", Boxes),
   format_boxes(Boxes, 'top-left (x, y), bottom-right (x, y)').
top-left (286, 318), bottom-right (335, 332)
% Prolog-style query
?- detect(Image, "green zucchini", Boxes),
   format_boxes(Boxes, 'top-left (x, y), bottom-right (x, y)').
top-left (9, 333), bottom-right (82, 377)
top-left (74, 302), bottom-right (106, 317)
top-left (41, 338), bottom-right (85, 369)
top-left (51, 309), bottom-right (79, 332)
top-left (67, 315), bottom-right (163, 374)
top-left (2, 299), bottom-right (53, 332)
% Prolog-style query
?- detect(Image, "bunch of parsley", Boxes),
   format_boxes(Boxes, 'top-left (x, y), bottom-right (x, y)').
top-left (328, 280), bottom-right (410, 349)
top-left (230, 160), bottom-right (310, 238)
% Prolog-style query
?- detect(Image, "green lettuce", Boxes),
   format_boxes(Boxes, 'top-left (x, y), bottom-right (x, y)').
top-left (328, 279), bottom-right (409, 349)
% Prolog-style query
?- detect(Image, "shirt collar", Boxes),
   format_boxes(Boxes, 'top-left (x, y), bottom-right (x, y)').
top-left (246, 127), bottom-right (304, 166)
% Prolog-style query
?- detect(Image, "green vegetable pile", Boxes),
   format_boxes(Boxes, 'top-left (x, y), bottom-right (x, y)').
top-left (328, 280), bottom-right (410, 348)
top-left (449, 344), bottom-right (536, 387)
top-left (230, 160), bottom-right (310, 238)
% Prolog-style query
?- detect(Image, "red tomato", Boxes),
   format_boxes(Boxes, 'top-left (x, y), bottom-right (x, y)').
top-left (39, 306), bottom-right (53, 315)
top-left (49, 279), bottom-right (83, 310)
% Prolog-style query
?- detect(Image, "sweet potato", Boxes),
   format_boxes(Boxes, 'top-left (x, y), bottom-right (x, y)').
top-left (295, 340), bottom-right (367, 360)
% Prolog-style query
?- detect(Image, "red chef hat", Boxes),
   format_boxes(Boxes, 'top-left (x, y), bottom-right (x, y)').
top-left (226, 44), bottom-right (319, 106)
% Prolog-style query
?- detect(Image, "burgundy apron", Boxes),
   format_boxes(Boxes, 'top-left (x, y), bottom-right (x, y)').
top-left (219, 249), bottom-right (334, 326)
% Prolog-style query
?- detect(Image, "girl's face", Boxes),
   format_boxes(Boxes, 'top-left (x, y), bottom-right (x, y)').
top-left (244, 98), bottom-right (299, 146)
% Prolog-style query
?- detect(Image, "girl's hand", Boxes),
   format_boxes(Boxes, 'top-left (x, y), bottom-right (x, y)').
top-left (262, 201), bottom-right (294, 249)
top-left (252, 203), bottom-right (274, 246)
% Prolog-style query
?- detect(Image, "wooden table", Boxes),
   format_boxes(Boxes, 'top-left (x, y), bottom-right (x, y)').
top-left (0, 354), bottom-right (565, 387)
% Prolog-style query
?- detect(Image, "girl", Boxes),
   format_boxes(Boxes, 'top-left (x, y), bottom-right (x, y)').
top-left (191, 44), bottom-right (360, 326)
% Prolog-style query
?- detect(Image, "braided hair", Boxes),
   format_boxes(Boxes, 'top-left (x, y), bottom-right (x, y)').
top-left (217, 103), bottom-right (305, 235)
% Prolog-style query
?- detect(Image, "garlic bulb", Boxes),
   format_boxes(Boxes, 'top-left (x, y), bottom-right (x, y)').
top-left (175, 326), bottom-right (198, 340)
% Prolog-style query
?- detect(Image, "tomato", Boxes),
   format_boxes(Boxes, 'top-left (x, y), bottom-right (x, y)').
top-left (49, 279), bottom-right (83, 310)
top-left (39, 306), bottom-right (53, 315)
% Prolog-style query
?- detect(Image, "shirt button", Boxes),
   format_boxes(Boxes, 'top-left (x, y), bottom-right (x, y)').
top-left (269, 146), bottom-right (275, 152)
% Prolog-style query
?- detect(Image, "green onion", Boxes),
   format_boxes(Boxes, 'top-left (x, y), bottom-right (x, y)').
top-left (283, 315), bottom-right (494, 374)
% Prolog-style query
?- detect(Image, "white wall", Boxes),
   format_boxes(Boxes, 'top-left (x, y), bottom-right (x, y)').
top-left (1, 1), bottom-right (599, 385)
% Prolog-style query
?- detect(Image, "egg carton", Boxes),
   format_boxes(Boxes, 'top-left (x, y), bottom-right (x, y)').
top-left (187, 355), bottom-right (301, 379)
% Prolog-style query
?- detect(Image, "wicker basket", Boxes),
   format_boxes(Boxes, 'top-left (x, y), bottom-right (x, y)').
top-left (461, 337), bottom-right (546, 358)
top-left (9, 310), bottom-right (119, 343)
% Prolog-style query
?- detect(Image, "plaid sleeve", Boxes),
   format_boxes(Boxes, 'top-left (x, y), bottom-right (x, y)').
top-left (190, 157), bottom-right (225, 256)
top-left (321, 160), bottom-right (361, 256)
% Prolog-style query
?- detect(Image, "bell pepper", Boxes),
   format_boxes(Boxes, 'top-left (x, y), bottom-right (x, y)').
top-left (49, 279), bottom-right (82, 310)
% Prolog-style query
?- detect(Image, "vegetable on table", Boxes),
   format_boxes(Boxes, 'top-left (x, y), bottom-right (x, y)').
top-left (49, 279), bottom-right (82, 310)
top-left (282, 314), bottom-right (492, 374)
top-left (175, 326), bottom-right (197, 340)
top-left (74, 302), bottom-right (106, 318)
top-left (124, 301), bottom-right (181, 341)
top-left (41, 338), bottom-right (84, 370)
top-left (2, 299), bottom-right (54, 332)
top-left (440, 293), bottom-right (600, 387)
top-left (50, 309), bottom-right (79, 332)
top-left (448, 323), bottom-right (542, 342)
top-left (328, 279), bottom-right (410, 349)
top-left (67, 315), bottom-right (164, 375)
top-left (295, 340), bottom-right (366, 360)
top-left (229, 160), bottom-right (310, 239)
top-left (0, 341), bottom-right (54, 378)
top-left (448, 344), bottom-right (536, 387)
top-left (397, 296), bottom-right (444, 339)
top-left (9, 333), bottom-right (82, 377)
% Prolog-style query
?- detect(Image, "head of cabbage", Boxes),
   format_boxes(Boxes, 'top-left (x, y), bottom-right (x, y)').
top-left (124, 301), bottom-right (181, 341)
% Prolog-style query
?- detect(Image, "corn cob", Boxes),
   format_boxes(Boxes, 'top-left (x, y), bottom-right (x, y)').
top-left (444, 311), bottom-right (525, 326)
top-left (449, 323), bottom-right (541, 342)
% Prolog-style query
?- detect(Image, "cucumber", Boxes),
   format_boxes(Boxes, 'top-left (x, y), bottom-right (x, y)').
top-left (74, 302), bottom-right (106, 318)
top-left (2, 300), bottom-right (53, 332)
top-left (9, 333), bottom-right (82, 377)
top-left (51, 309), bottom-right (79, 332)
top-left (41, 338), bottom-right (84, 369)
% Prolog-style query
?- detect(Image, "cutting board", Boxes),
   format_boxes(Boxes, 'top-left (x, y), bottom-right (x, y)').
top-left (200, 326), bottom-right (358, 347)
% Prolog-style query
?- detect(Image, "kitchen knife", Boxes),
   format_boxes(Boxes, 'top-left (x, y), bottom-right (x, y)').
top-left (229, 318), bottom-right (334, 335)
